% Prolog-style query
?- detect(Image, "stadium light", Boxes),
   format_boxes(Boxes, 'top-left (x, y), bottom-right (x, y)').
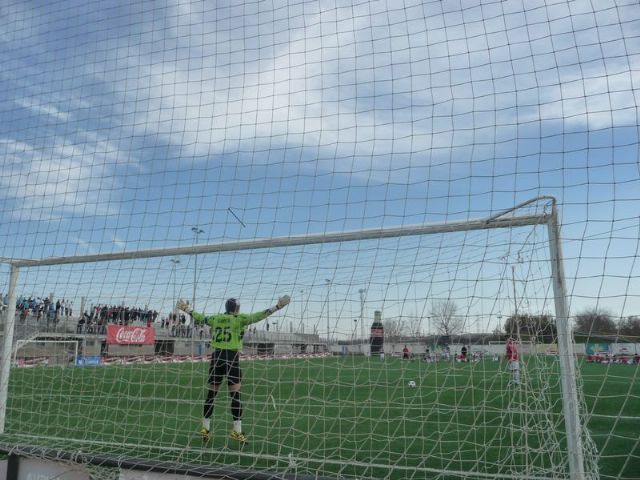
top-left (511, 259), bottom-right (526, 324)
top-left (191, 227), bottom-right (204, 312)
top-left (191, 227), bottom-right (204, 356)
top-left (299, 289), bottom-right (304, 333)
top-left (170, 259), bottom-right (180, 316)
top-left (358, 289), bottom-right (366, 339)
top-left (325, 279), bottom-right (331, 343)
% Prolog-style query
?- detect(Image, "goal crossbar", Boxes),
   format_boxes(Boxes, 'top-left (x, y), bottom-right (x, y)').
top-left (5, 212), bottom-right (549, 269)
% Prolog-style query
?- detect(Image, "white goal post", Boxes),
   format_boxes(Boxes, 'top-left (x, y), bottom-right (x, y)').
top-left (0, 196), bottom-right (587, 479)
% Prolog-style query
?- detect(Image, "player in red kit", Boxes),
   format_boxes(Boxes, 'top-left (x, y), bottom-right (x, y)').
top-left (402, 345), bottom-right (411, 360)
top-left (505, 337), bottom-right (520, 385)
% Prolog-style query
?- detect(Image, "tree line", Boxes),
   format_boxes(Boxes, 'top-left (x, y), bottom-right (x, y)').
top-left (497, 307), bottom-right (640, 340)
top-left (383, 300), bottom-right (640, 342)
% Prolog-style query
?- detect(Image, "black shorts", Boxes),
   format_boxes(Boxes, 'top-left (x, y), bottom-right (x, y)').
top-left (208, 349), bottom-right (241, 386)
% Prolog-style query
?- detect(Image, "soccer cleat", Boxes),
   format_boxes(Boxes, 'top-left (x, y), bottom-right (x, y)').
top-left (230, 430), bottom-right (248, 444)
top-left (199, 427), bottom-right (210, 442)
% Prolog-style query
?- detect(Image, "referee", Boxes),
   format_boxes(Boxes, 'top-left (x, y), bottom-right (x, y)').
top-left (178, 295), bottom-right (290, 444)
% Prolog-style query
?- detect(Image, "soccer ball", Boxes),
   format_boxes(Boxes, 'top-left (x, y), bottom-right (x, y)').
top-left (408, 380), bottom-right (416, 388)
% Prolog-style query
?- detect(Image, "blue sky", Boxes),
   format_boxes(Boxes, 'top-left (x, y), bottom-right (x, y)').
top-left (0, 0), bottom-right (638, 337)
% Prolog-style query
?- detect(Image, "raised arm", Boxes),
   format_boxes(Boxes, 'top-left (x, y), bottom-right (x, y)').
top-left (243, 295), bottom-right (291, 325)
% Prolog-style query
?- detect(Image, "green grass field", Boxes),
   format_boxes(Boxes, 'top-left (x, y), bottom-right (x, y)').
top-left (1, 356), bottom-right (638, 479)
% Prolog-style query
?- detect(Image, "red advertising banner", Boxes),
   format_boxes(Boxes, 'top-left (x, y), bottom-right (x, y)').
top-left (106, 325), bottom-right (156, 345)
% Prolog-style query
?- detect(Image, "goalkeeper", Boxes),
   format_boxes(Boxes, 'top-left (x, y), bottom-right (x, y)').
top-left (177, 295), bottom-right (290, 444)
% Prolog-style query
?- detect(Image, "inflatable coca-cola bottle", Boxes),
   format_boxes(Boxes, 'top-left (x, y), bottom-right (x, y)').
top-left (370, 310), bottom-right (384, 355)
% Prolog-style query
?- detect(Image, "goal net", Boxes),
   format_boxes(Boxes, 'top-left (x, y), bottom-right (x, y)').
top-left (0, 211), bottom-right (598, 479)
top-left (0, 0), bottom-right (638, 479)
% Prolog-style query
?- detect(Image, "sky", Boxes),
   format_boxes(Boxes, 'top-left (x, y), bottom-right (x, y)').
top-left (0, 0), bottom-right (638, 338)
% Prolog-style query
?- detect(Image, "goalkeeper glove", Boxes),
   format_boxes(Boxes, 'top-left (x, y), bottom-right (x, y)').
top-left (176, 299), bottom-right (191, 313)
top-left (276, 295), bottom-right (291, 309)
top-left (266, 295), bottom-right (291, 315)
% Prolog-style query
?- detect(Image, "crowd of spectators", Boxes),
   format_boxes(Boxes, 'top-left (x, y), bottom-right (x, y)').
top-left (5, 295), bottom-right (72, 324)
top-left (160, 312), bottom-right (210, 338)
top-left (3, 293), bottom-right (211, 340)
top-left (77, 304), bottom-right (159, 334)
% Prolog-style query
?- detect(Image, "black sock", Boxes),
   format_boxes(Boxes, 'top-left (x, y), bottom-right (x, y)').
top-left (204, 388), bottom-right (217, 419)
top-left (230, 391), bottom-right (242, 421)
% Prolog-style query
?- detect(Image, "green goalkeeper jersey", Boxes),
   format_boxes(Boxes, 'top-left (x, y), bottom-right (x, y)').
top-left (191, 310), bottom-right (269, 351)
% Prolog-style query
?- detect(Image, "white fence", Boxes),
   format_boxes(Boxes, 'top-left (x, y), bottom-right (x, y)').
top-left (329, 342), bottom-right (640, 357)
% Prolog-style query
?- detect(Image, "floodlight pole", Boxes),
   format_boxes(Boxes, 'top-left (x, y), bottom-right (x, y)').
top-left (359, 289), bottom-right (366, 339)
top-left (191, 227), bottom-right (204, 357)
top-left (325, 279), bottom-right (331, 344)
top-left (547, 201), bottom-right (585, 480)
top-left (0, 265), bottom-right (20, 434)
top-left (299, 289), bottom-right (304, 333)
top-left (170, 258), bottom-right (180, 339)
top-left (191, 227), bottom-right (204, 311)
top-left (170, 258), bottom-right (180, 310)
top-left (511, 265), bottom-right (518, 329)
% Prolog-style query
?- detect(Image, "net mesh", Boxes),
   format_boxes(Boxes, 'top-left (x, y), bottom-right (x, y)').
top-left (1, 0), bottom-right (639, 478)
top-left (0, 223), bottom-right (599, 479)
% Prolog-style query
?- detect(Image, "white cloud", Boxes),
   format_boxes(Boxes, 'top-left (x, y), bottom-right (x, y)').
top-left (14, 98), bottom-right (69, 122)
top-left (1, 0), bottom-right (638, 214)
top-left (112, 236), bottom-right (127, 249)
top-left (103, 0), bottom-right (634, 172)
top-left (0, 137), bottom-right (121, 222)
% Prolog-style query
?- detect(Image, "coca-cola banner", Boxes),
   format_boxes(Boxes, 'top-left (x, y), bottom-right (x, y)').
top-left (106, 325), bottom-right (156, 345)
